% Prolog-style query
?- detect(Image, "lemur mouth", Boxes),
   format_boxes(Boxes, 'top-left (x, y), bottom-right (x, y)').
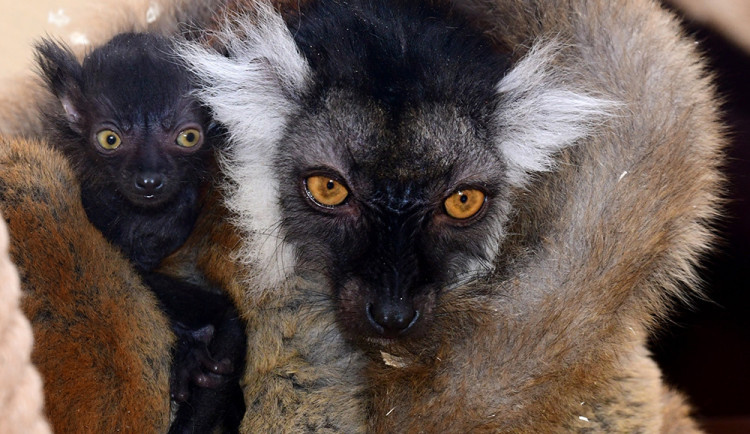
top-left (124, 190), bottom-right (171, 208)
top-left (140, 193), bottom-right (169, 205)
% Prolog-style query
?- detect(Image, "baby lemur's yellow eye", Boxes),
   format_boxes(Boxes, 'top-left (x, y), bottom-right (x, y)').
top-left (176, 128), bottom-right (202, 148)
top-left (444, 189), bottom-right (485, 220)
top-left (96, 129), bottom-right (121, 150)
top-left (305, 175), bottom-right (349, 207)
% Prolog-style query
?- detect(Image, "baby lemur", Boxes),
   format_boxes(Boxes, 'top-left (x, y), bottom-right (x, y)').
top-left (35, 33), bottom-right (245, 433)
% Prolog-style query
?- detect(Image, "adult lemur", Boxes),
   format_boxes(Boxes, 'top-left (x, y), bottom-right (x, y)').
top-left (0, 0), bottom-right (723, 432)
top-left (177, 0), bottom-right (723, 431)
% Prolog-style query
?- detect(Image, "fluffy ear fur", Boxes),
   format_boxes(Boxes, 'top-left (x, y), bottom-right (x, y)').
top-left (176, 1), bottom-right (311, 287)
top-left (494, 40), bottom-right (616, 187)
top-left (34, 40), bottom-right (86, 127)
top-left (177, 2), bottom-right (309, 147)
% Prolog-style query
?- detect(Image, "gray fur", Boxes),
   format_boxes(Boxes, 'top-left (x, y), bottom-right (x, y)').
top-left (175, 0), bottom-right (722, 431)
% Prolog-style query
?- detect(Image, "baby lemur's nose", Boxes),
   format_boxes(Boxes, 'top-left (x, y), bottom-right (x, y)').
top-left (135, 173), bottom-right (164, 194)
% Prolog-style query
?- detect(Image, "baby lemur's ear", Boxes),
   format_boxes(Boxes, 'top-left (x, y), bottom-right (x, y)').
top-left (34, 39), bottom-right (86, 130)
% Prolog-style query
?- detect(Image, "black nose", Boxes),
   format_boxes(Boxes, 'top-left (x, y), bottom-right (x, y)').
top-left (367, 301), bottom-right (419, 337)
top-left (134, 173), bottom-right (164, 194)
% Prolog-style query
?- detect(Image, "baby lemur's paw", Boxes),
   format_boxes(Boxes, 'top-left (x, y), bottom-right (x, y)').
top-left (170, 323), bottom-right (234, 402)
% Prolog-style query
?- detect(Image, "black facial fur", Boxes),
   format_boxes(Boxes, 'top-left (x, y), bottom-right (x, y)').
top-left (36, 33), bottom-right (245, 432)
top-left (278, 0), bottom-right (512, 344)
top-left (36, 33), bottom-right (213, 269)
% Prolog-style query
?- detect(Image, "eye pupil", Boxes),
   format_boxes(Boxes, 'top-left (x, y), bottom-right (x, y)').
top-left (444, 188), bottom-right (485, 220)
top-left (176, 128), bottom-right (201, 147)
top-left (305, 175), bottom-right (349, 208)
top-left (96, 130), bottom-right (121, 150)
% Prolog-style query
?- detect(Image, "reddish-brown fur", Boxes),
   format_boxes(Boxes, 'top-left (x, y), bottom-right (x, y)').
top-left (0, 137), bottom-right (173, 433)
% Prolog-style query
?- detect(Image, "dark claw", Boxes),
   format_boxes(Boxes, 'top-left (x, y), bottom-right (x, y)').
top-left (214, 358), bottom-right (234, 374)
top-left (171, 388), bottom-right (189, 403)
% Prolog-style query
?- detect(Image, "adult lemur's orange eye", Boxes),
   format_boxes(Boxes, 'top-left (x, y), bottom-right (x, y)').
top-left (176, 128), bottom-right (202, 148)
top-left (305, 175), bottom-right (349, 207)
top-left (444, 189), bottom-right (485, 220)
top-left (96, 129), bottom-right (121, 150)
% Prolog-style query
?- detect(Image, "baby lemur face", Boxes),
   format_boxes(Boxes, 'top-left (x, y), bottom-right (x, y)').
top-left (82, 97), bottom-right (207, 208)
top-left (180, 0), bottom-right (612, 348)
top-left (37, 32), bottom-right (213, 209)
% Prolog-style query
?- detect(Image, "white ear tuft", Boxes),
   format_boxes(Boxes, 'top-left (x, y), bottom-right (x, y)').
top-left (175, 1), bottom-right (310, 149)
top-left (494, 41), bottom-right (616, 187)
top-left (175, 2), bottom-right (311, 287)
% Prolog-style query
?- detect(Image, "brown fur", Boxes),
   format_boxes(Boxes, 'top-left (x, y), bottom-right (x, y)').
top-left (0, 136), bottom-right (173, 433)
top-left (360, 0), bottom-right (723, 431)
top-left (0, 0), bottom-right (723, 432)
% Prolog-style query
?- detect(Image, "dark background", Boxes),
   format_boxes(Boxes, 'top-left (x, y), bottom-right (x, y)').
top-left (651, 4), bottom-right (750, 432)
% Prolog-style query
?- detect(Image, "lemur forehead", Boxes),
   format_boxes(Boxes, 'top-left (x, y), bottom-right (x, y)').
top-left (301, 90), bottom-right (497, 185)
top-left (82, 33), bottom-right (191, 116)
top-left (288, 0), bottom-right (510, 116)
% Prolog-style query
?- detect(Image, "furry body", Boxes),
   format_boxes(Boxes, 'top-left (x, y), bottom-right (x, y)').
top-left (0, 0), bottom-right (724, 432)
top-left (0, 205), bottom-right (50, 434)
top-left (179, 0), bottom-right (723, 431)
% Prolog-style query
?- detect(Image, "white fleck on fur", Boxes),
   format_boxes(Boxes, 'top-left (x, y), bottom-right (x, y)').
top-left (176, 2), bottom-right (311, 288)
top-left (495, 41), bottom-right (616, 186)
